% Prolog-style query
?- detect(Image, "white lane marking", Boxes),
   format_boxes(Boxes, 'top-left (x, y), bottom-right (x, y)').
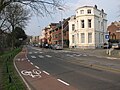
top-left (83, 54), bottom-right (87, 56)
top-left (28, 60), bottom-right (30, 62)
top-left (39, 52), bottom-right (43, 53)
top-left (30, 62), bottom-right (33, 65)
top-left (31, 56), bottom-right (36, 58)
top-left (66, 54), bottom-right (73, 57)
top-left (21, 58), bottom-right (24, 61)
top-left (46, 55), bottom-right (52, 58)
top-left (38, 55), bottom-right (44, 58)
top-left (43, 71), bottom-right (50, 75)
top-left (106, 57), bottom-right (117, 60)
top-left (34, 52), bottom-right (38, 53)
top-left (17, 58), bottom-right (20, 61)
top-left (35, 66), bottom-right (39, 69)
top-left (57, 79), bottom-right (70, 86)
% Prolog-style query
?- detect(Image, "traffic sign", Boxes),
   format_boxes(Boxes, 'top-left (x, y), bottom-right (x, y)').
top-left (105, 34), bottom-right (109, 40)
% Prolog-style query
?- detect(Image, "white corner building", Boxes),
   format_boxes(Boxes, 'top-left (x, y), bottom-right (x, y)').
top-left (69, 5), bottom-right (107, 49)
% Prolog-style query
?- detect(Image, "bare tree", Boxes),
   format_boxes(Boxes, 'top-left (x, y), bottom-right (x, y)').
top-left (0, 0), bottom-right (64, 15)
top-left (0, 3), bottom-right (30, 32)
top-left (0, 3), bottom-right (31, 49)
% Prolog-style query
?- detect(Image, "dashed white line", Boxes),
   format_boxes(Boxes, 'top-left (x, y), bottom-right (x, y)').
top-left (57, 79), bottom-right (70, 86)
top-left (106, 57), bottom-right (117, 60)
top-left (43, 71), bottom-right (50, 75)
top-left (34, 52), bottom-right (38, 53)
top-left (21, 58), bottom-right (24, 61)
top-left (17, 58), bottom-right (20, 61)
top-left (38, 55), bottom-right (44, 58)
top-left (31, 56), bottom-right (36, 58)
top-left (28, 60), bottom-right (30, 62)
top-left (30, 62), bottom-right (33, 65)
top-left (83, 54), bottom-right (87, 56)
top-left (46, 55), bottom-right (52, 58)
top-left (35, 66), bottom-right (39, 69)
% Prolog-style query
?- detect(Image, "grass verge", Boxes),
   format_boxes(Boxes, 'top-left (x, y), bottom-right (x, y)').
top-left (0, 48), bottom-right (27, 90)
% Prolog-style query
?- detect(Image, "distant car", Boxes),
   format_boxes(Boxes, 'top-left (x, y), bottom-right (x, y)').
top-left (52, 44), bottom-right (63, 50)
top-left (103, 43), bottom-right (109, 49)
top-left (112, 43), bottom-right (120, 49)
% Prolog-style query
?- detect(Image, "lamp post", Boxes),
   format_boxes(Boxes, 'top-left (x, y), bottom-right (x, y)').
top-left (58, 7), bottom-right (64, 48)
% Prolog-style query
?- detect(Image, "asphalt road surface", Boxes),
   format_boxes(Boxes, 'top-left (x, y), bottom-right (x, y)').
top-left (27, 46), bottom-right (120, 90)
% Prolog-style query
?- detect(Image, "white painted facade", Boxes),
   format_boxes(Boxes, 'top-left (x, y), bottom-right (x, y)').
top-left (69, 5), bottom-right (107, 49)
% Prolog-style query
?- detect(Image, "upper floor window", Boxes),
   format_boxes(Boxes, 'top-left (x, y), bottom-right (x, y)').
top-left (77, 20), bottom-right (79, 29)
top-left (72, 24), bottom-right (75, 31)
top-left (72, 35), bottom-right (75, 43)
top-left (87, 9), bottom-right (91, 14)
top-left (80, 10), bottom-right (84, 14)
top-left (81, 20), bottom-right (84, 28)
top-left (88, 19), bottom-right (91, 28)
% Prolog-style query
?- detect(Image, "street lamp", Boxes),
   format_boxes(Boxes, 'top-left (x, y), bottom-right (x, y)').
top-left (58, 7), bottom-right (64, 48)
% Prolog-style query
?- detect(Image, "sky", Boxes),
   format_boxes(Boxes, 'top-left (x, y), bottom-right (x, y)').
top-left (25, 0), bottom-right (120, 36)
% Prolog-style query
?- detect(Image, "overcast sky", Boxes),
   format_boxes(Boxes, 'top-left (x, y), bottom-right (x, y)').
top-left (25, 0), bottom-right (120, 36)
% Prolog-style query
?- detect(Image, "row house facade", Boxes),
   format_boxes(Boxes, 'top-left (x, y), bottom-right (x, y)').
top-left (69, 5), bottom-right (107, 49)
top-left (107, 21), bottom-right (120, 42)
top-left (30, 36), bottom-right (40, 44)
top-left (40, 18), bottom-right (70, 48)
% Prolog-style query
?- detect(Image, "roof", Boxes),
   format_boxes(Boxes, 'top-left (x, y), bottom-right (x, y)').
top-left (76, 5), bottom-right (107, 15)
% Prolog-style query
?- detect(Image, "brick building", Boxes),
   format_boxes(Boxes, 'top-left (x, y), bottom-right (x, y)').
top-left (107, 21), bottom-right (120, 42)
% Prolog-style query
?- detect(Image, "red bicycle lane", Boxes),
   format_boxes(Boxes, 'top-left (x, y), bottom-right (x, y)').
top-left (14, 48), bottom-right (77, 90)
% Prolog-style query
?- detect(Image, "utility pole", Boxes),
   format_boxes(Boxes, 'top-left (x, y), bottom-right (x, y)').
top-left (58, 7), bottom-right (64, 48)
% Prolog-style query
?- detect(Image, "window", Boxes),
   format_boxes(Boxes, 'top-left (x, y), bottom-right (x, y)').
top-left (55, 34), bottom-right (58, 38)
top-left (63, 32), bottom-right (66, 36)
top-left (80, 10), bottom-right (84, 14)
top-left (72, 35), bottom-right (75, 43)
top-left (88, 19), bottom-right (91, 28)
top-left (87, 9), bottom-right (91, 14)
top-left (72, 24), bottom-right (75, 31)
top-left (77, 33), bottom-right (79, 43)
top-left (81, 20), bottom-right (84, 28)
top-left (88, 33), bottom-right (92, 43)
top-left (77, 21), bottom-right (79, 29)
top-left (81, 33), bottom-right (85, 43)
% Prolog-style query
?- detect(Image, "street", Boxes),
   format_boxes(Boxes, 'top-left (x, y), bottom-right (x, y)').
top-left (19, 46), bottom-right (120, 90)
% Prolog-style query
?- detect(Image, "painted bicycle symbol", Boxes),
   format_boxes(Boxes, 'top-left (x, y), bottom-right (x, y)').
top-left (21, 69), bottom-right (41, 78)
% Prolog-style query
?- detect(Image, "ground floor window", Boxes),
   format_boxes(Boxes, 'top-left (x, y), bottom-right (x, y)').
top-left (88, 33), bottom-right (92, 43)
top-left (81, 33), bottom-right (85, 43)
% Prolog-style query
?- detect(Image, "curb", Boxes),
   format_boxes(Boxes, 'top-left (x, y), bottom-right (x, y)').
top-left (67, 59), bottom-right (120, 74)
top-left (13, 49), bottom-right (31, 90)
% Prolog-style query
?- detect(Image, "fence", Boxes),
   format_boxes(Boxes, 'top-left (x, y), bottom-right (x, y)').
top-left (0, 48), bottom-right (25, 90)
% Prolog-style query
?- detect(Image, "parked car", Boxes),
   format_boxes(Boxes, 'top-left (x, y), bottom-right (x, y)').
top-left (103, 43), bottom-right (109, 49)
top-left (112, 43), bottom-right (120, 49)
top-left (52, 44), bottom-right (63, 50)
top-left (103, 43), bottom-right (112, 49)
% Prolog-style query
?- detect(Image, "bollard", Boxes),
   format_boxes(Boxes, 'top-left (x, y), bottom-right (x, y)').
top-left (9, 75), bottom-right (12, 83)
top-left (108, 48), bottom-right (114, 56)
top-left (6, 62), bottom-right (8, 73)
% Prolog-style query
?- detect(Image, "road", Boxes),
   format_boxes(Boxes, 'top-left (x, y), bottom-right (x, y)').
top-left (26, 46), bottom-right (120, 90)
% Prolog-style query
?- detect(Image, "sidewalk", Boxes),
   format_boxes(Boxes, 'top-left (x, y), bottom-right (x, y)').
top-left (14, 48), bottom-right (77, 90)
top-left (65, 48), bottom-right (120, 74)
top-left (66, 48), bottom-right (120, 58)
